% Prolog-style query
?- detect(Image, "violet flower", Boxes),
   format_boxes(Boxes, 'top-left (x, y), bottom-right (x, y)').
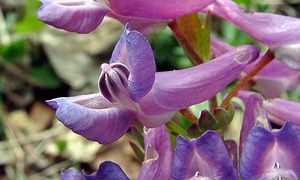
top-left (46, 24), bottom-right (258, 144)
top-left (206, 0), bottom-right (300, 70)
top-left (237, 91), bottom-right (300, 179)
top-left (172, 131), bottom-right (238, 179)
top-left (240, 121), bottom-right (300, 179)
top-left (211, 36), bottom-right (300, 97)
top-left (37, 0), bottom-right (215, 34)
top-left (60, 161), bottom-right (129, 180)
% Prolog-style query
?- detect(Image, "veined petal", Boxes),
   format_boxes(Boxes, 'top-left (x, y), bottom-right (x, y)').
top-left (37, 0), bottom-right (108, 33)
top-left (137, 125), bottom-right (172, 180)
top-left (207, 0), bottom-right (300, 46)
top-left (107, 0), bottom-right (215, 19)
top-left (263, 98), bottom-right (300, 127)
top-left (139, 45), bottom-right (259, 115)
top-left (109, 24), bottom-right (155, 101)
top-left (171, 131), bottom-right (238, 180)
top-left (84, 161), bottom-right (129, 180)
top-left (46, 93), bottom-right (135, 144)
top-left (61, 168), bottom-right (85, 180)
top-left (240, 121), bottom-right (300, 179)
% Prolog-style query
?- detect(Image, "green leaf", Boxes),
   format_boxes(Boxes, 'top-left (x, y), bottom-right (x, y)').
top-left (15, 0), bottom-right (44, 32)
top-left (0, 40), bottom-right (27, 63)
top-left (31, 63), bottom-right (61, 88)
top-left (176, 13), bottom-right (211, 62)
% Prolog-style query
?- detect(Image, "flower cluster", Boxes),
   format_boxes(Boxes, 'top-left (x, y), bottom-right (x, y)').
top-left (37, 0), bottom-right (300, 179)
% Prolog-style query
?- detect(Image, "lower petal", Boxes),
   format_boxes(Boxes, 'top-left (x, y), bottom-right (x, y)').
top-left (46, 94), bottom-right (135, 144)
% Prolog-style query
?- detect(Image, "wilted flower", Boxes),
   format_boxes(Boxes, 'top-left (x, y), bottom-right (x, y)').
top-left (46, 24), bottom-right (258, 144)
top-left (37, 0), bottom-right (215, 34)
top-left (207, 0), bottom-right (300, 70)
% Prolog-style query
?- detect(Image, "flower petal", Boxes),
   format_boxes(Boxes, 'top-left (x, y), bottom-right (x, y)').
top-left (139, 45), bottom-right (259, 115)
top-left (237, 91), bottom-right (268, 154)
top-left (171, 131), bottom-right (238, 179)
top-left (84, 161), bottom-right (129, 180)
top-left (137, 125), bottom-right (172, 180)
top-left (107, 0), bottom-right (215, 19)
top-left (263, 98), bottom-right (300, 127)
top-left (46, 93), bottom-right (135, 144)
top-left (240, 121), bottom-right (300, 179)
top-left (109, 24), bottom-right (155, 101)
top-left (61, 168), bottom-right (85, 180)
top-left (37, 0), bottom-right (108, 33)
top-left (207, 0), bottom-right (300, 46)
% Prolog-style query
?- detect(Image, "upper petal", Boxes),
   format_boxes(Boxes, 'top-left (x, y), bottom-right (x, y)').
top-left (109, 24), bottom-right (156, 101)
top-left (84, 161), bottom-right (129, 180)
top-left (263, 98), bottom-right (300, 128)
top-left (46, 93), bottom-right (135, 144)
top-left (171, 131), bottom-right (238, 180)
top-left (107, 0), bottom-right (215, 19)
top-left (240, 121), bottom-right (300, 179)
top-left (37, 0), bottom-right (108, 33)
top-left (139, 45), bottom-right (259, 115)
top-left (137, 125), bottom-right (172, 180)
top-left (207, 0), bottom-right (300, 46)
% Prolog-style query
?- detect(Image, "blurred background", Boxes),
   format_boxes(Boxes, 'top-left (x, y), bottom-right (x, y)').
top-left (0, 0), bottom-right (300, 179)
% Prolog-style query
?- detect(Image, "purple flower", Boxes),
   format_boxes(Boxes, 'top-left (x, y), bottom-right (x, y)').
top-left (37, 0), bottom-right (215, 34)
top-left (237, 91), bottom-right (300, 179)
top-left (211, 36), bottom-right (300, 97)
top-left (46, 25), bottom-right (258, 144)
top-left (172, 131), bottom-right (238, 179)
top-left (206, 0), bottom-right (300, 70)
top-left (240, 122), bottom-right (300, 179)
top-left (60, 161), bottom-right (129, 180)
top-left (137, 125), bottom-right (172, 180)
